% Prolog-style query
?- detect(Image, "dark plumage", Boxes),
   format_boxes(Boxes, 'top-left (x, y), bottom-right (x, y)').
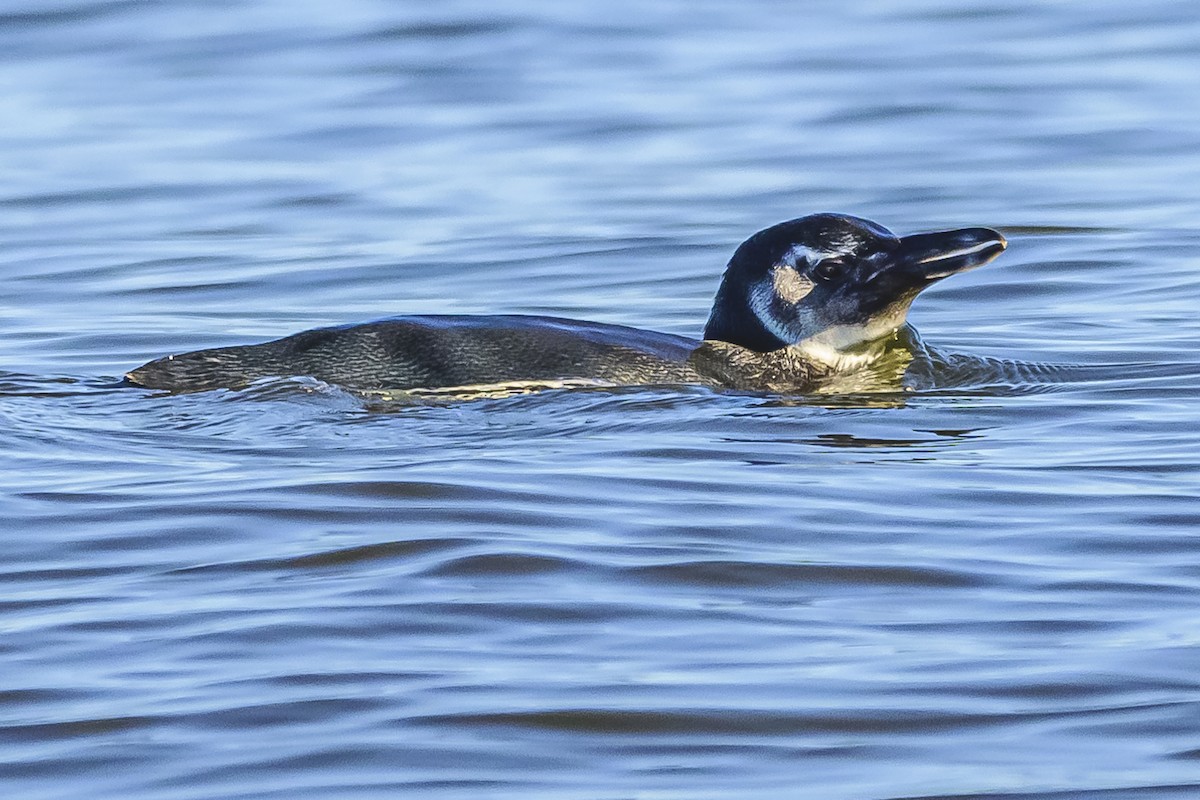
top-left (125, 214), bottom-right (1006, 394)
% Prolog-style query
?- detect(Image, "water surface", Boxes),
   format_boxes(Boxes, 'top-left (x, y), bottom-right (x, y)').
top-left (4, 1), bottom-right (1200, 798)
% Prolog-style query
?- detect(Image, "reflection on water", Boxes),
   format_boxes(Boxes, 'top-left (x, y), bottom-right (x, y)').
top-left (805, 429), bottom-right (982, 450)
top-left (4, 1), bottom-right (1200, 799)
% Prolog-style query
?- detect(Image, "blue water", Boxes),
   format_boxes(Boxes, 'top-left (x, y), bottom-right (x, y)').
top-left (5, 1), bottom-right (1200, 798)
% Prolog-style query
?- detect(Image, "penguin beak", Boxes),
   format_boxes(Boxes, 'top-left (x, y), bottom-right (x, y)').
top-left (894, 227), bottom-right (1007, 282)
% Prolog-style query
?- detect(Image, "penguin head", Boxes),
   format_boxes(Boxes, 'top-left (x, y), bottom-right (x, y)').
top-left (703, 213), bottom-right (1006, 360)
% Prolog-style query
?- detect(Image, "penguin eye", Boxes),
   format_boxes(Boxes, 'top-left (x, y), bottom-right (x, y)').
top-left (812, 258), bottom-right (848, 281)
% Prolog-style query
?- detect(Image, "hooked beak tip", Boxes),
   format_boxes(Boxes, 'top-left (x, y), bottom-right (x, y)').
top-left (900, 226), bottom-right (1008, 281)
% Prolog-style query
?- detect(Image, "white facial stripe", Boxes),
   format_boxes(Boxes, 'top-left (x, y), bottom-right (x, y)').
top-left (863, 262), bottom-right (890, 284)
top-left (784, 244), bottom-right (836, 265)
top-left (771, 266), bottom-right (814, 304)
top-left (749, 280), bottom-right (801, 343)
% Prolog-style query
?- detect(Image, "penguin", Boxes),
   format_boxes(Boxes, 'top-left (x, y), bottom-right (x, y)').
top-left (124, 213), bottom-right (1006, 394)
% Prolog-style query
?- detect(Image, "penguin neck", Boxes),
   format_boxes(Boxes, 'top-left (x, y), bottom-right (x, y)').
top-left (792, 323), bottom-right (920, 376)
top-left (791, 334), bottom-right (890, 372)
top-left (703, 279), bottom-right (912, 374)
top-left (703, 278), bottom-right (790, 352)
